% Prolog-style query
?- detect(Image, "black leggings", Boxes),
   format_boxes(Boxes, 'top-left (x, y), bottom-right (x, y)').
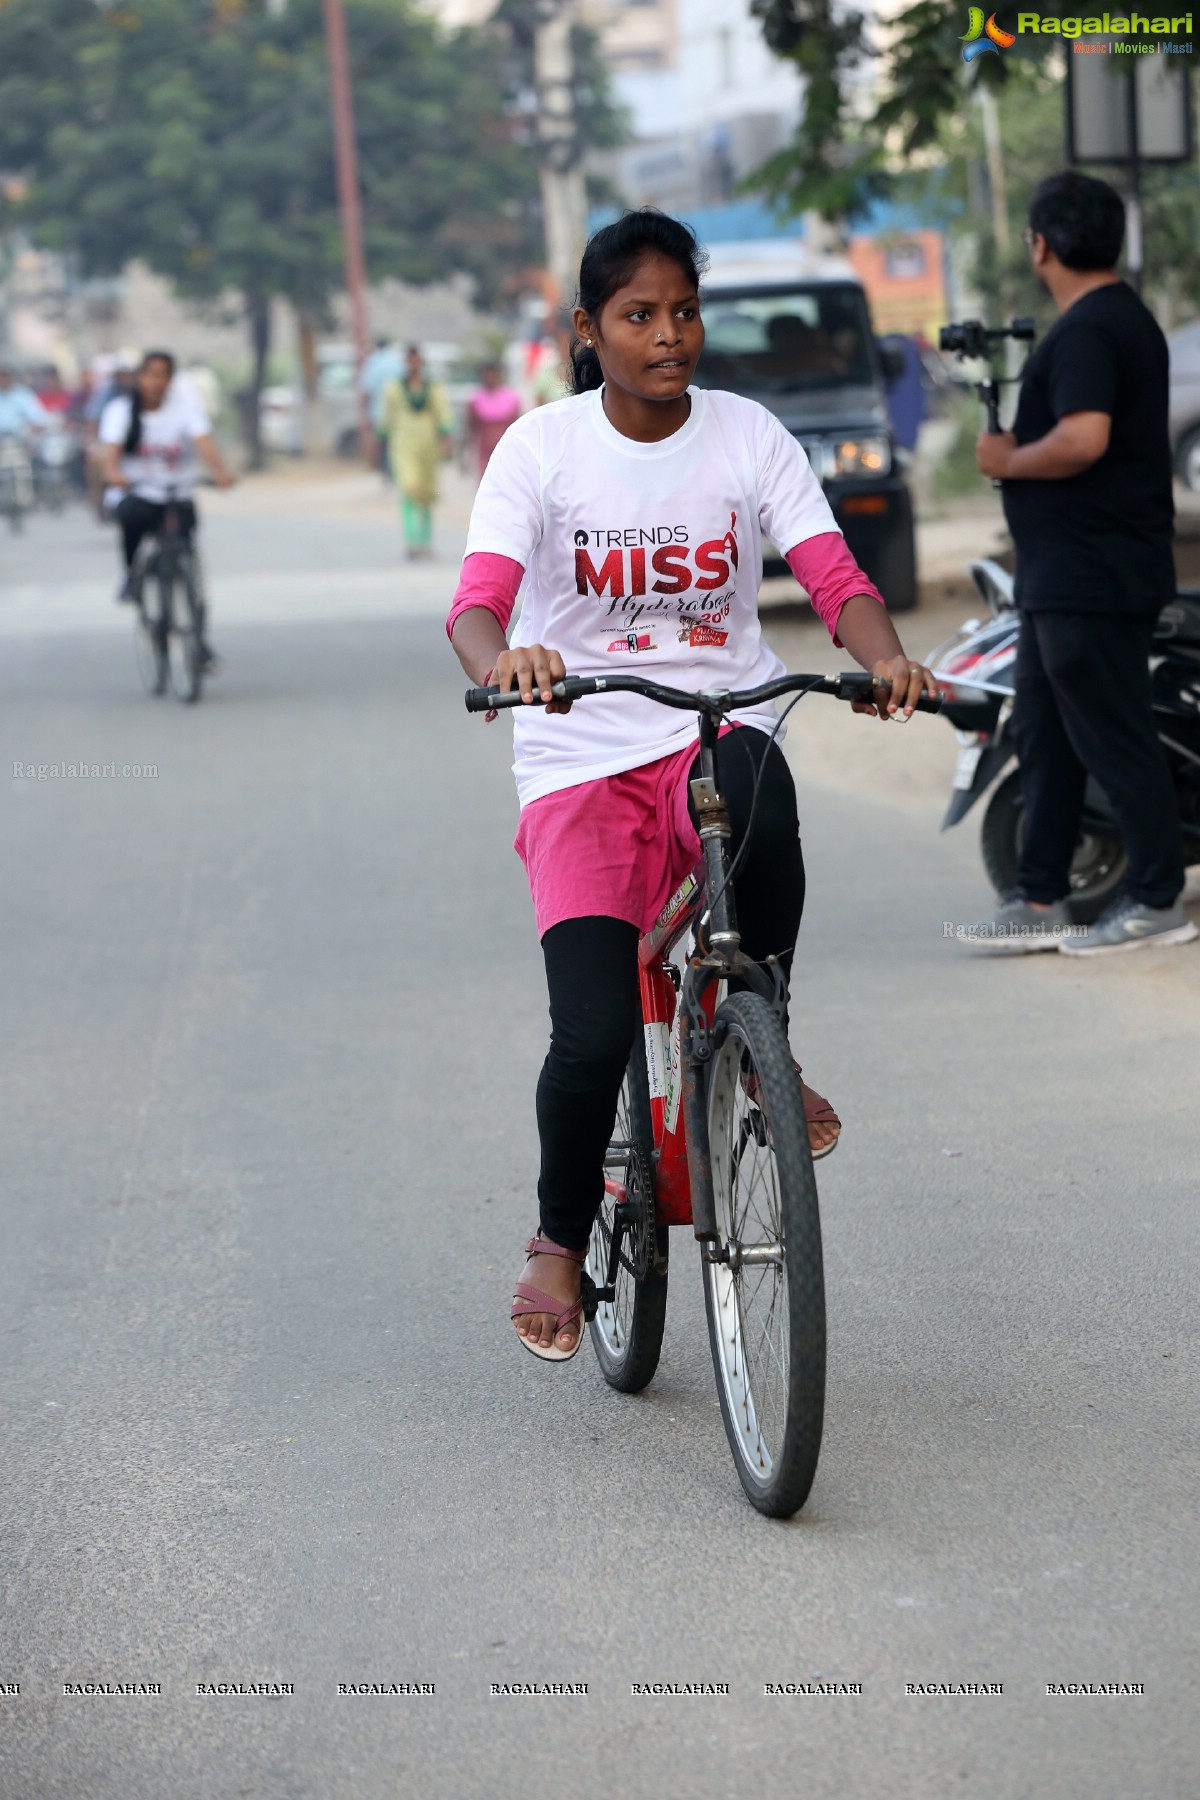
top-left (536, 730), bottom-right (805, 1252)
top-left (116, 494), bottom-right (196, 570)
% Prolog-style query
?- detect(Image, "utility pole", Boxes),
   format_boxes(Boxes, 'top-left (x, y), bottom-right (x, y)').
top-left (322, 0), bottom-right (373, 462)
top-left (534, 0), bottom-right (586, 312)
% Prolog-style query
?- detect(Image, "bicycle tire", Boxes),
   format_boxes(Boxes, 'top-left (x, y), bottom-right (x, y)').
top-left (703, 991), bottom-right (825, 1517)
top-left (165, 552), bottom-right (202, 704)
top-left (587, 1038), bottom-right (668, 1394)
top-left (134, 568), bottom-right (167, 697)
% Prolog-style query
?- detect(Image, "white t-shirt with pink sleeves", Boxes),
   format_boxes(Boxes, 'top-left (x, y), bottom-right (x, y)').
top-left (463, 385), bottom-right (840, 807)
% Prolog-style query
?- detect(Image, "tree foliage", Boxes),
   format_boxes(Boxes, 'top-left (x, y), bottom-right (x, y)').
top-left (0, 0), bottom-right (595, 454)
top-left (748, 0), bottom-right (1200, 316)
top-left (749, 0), bottom-right (886, 220)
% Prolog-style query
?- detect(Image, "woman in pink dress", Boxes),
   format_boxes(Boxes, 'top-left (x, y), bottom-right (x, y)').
top-left (465, 360), bottom-right (522, 480)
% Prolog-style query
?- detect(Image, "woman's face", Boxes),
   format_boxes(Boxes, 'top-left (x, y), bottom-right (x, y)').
top-left (406, 349), bottom-right (424, 383)
top-left (138, 357), bottom-right (173, 408)
top-left (575, 252), bottom-right (703, 406)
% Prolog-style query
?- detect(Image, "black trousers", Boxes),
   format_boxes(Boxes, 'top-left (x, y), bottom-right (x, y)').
top-left (536, 730), bottom-right (805, 1252)
top-left (1014, 609), bottom-right (1184, 909)
top-left (115, 494), bottom-right (196, 570)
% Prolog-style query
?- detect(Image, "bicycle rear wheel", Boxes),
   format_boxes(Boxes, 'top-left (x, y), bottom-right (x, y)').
top-left (165, 554), bottom-right (202, 704)
top-left (587, 1040), bottom-right (668, 1393)
top-left (134, 573), bottom-right (167, 697)
top-left (703, 991), bottom-right (825, 1517)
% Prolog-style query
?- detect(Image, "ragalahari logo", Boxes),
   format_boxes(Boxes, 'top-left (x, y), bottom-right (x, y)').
top-left (961, 7), bottom-right (1018, 56)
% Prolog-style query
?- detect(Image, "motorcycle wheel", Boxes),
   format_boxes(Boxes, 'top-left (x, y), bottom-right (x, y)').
top-left (981, 769), bottom-right (1128, 926)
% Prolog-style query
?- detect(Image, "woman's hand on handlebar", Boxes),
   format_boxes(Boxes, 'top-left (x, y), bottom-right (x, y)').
top-left (851, 655), bottom-right (939, 723)
top-left (494, 643), bottom-right (572, 714)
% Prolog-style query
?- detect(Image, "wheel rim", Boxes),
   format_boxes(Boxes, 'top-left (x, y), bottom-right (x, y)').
top-left (1068, 831), bottom-right (1124, 894)
top-left (706, 1033), bottom-right (790, 1486)
top-left (1014, 805), bottom-right (1125, 899)
top-left (587, 1077), bottom-right (646, 1359)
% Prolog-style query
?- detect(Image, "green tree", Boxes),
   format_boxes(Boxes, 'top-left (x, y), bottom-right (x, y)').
top-left (0, 0), bottom-right (544, 462)
top-left (749, 1), bottom-right (1200, 318)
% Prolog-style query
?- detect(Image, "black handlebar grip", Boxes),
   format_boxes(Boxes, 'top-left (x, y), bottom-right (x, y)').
top-left (464, 678), bottom-right (582, 712)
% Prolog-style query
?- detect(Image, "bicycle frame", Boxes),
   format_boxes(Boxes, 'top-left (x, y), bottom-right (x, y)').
top-left (465, 667), bottom-right (940, 1269)
top-left (607, 711), bottom-right (789, 1253)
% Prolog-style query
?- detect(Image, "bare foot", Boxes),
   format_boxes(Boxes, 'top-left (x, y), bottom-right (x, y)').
top-left (512, 1246), bottom-right (583, 1354)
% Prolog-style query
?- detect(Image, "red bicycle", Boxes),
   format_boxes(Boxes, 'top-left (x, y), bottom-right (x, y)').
top-left (467, 668), bottom-right (940, 1516)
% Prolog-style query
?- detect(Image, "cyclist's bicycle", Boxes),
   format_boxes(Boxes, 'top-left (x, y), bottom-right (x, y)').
top-left (131, 492), bottom-right (207, 704)
top-left (466, 668), bottom-right (940, 1517)
top-left (0, 433), bottom-right (35, 535)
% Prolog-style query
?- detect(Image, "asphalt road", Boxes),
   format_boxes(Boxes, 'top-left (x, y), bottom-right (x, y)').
top-left (2, 493), bottom-right (1197, 1800)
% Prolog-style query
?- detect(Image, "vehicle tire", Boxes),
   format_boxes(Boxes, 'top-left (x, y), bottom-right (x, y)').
top-left (867, 506), bottom-right (918, 613)
top-left (165, 555), bottom-right (202, 704)
top-left (587, 1038), bottom-right (669, 1394)
top-left (134, 573), bottom-right (168, 697)
top-left (980, 768), bottom-right (1127, 925)
top-left (1176, 425), bottom-right (1200, 495)
top-left (703, 991), bottom-right (824, 1518)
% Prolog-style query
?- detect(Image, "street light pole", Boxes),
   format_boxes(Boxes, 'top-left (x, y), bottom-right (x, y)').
top-left (322, 0), bottom-right (373, 462)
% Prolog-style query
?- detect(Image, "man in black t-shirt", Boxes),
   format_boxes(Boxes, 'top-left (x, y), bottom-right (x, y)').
top-left (972, 170), bottom-right (1195, 956)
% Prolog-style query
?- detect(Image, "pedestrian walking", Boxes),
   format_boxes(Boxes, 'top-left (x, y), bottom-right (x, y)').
top-left (464, 359), bottom-right (521, 481)
top-left (359, 335), bottom-right (402, 478)
top-left (972, 170), bottom-right (1196, 955)
top-left (382, 345), bottom-right (454, 559)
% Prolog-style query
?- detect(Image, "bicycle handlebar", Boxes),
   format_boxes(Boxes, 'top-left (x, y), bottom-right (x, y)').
top-left (464, 670), bottom-right (942, 716)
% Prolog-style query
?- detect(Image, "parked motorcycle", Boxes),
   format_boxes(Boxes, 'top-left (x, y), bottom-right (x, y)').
top-left (928, 560), bottom-right (1200, 922)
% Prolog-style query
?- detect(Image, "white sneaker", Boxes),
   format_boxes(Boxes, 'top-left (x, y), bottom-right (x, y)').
top-left (1058, 896), bottom-right (1199, 957)
top-left (962, 896), bottom-right (1072, 953)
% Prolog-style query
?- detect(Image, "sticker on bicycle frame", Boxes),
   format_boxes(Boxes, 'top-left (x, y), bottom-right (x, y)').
top-left (663, 1007), bottom-right (683, 1136)
top-left (644, 1021), bottom-right (669, 1100)
top-left (654, 872), bottom-right (699, 934)
top-left (607, 631), bottom-right (657, 655)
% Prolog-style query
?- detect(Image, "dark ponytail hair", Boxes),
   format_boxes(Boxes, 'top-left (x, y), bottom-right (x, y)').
top-left (569, 209), bottom-right (707, 396)
top-left (124, 350), bottom-right (176, 454)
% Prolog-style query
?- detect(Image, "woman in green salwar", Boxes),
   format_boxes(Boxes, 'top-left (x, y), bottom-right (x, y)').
top-left (382, 345), bottom-right (454, 558)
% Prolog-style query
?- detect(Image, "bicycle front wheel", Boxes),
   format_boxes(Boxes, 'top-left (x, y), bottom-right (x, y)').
top-left (165, 555), bottom-right (202, 704)
top-left (587, 1040), bottom-right (668, 1393)
top-left (703, 992), bottom-right (825, 1517)
top-left (134, 576), bottom-right (167, 697)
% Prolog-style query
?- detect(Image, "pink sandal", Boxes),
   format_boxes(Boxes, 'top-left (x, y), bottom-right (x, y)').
top-left (511, 1234), bottom-right (587, 1363)
top-left (743, 1064), bottom-right (842, 1161)
top-left (801, 1073), bottom-right (841, 1162)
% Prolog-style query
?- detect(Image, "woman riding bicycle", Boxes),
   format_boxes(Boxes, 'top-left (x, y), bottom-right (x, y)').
top-left (99, 350), bottom-right (234, 671)
top-left (448, 211), bottom-right (936, 1361)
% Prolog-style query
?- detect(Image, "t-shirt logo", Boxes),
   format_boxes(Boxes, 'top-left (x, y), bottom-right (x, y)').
top-left (573, 513), bottom-right (740, 598)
